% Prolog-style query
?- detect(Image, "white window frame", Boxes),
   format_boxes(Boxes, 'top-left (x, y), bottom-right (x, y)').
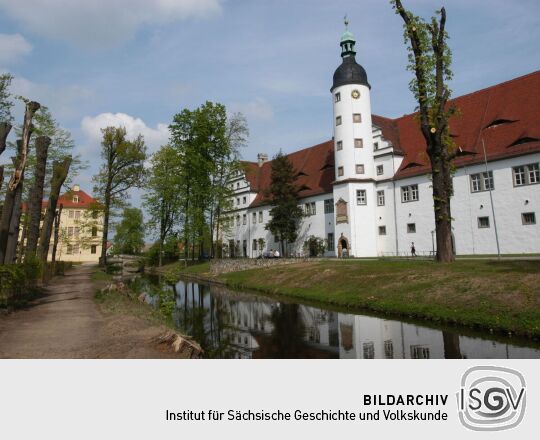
top-left (401, 184), bottom-right (419, 203)
top-left (356, 189), bottom-right (367, 205)
top-left (377, 190), bottom-right (385, 206)
top-left (355, 164), bottom-right (365, 175)
top-left (354, 138), bottom-right (363, 148)
top-left (324, 199), bottom-right (334, 214)
top-left (353, 113), bottom-right (362, 123)
top-left (376, 165), bottom-right (384, 175)
top-left (337, 166), bottom-right (344, 177)
top-left (336, 140), bottom-right (343, 151)
top-left (470, 171), bottom-right (494, 192)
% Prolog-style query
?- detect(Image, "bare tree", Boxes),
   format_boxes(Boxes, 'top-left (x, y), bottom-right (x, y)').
top-left (25, 136), bottom-right (51, 257)
top-left (0, 101), bottom-right (41, 264)
top-left (37, 157), bottom-right (72, 262)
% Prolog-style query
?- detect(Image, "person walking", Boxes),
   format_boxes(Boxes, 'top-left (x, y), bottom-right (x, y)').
top-left (411, 242), bottom-right (416, 257)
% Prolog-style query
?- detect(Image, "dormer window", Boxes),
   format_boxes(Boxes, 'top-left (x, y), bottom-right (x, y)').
top-left (73, 196), bottom-right (79, 203)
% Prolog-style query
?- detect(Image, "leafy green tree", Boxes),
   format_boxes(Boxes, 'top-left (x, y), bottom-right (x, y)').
top-left (265, 151), bottom-right (303, 256)
top-left (303, 236), bottom-right (326, 257)
top-left (0, 73), bottom-right (14, 124)
top-left (169, 102), bottom-right (246, 260)
top-left (143, 145), bottom-right (182, 266)
top-left (391, 0), bottom-right (457, 262)
top-left (114, 207), bottom-right (145, 255)
top-left (93, 126), bottom-right (147, 266)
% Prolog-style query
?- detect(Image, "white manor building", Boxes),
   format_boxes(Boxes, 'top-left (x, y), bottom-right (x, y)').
top-left (224, 26), bottom-right (540, 258)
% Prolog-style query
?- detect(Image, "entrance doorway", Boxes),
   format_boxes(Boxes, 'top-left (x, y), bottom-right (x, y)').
top-left (337, 234), bottom-right (350, 258)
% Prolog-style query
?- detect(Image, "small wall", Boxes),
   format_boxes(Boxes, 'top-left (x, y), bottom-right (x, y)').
top-left (210, 258), bottom-right (310, 275)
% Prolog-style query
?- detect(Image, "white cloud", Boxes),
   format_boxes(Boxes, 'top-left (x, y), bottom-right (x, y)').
top-left (0, 0), bottom-right (223, 48)
top-left (0, 33), bottom-right (32, 64)
top-left (81, 112), bottom-right (169, 153)
top-left (229, 98), bottom-right (274, 122)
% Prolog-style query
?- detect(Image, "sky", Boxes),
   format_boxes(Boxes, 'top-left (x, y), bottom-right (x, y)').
top-left (1, 0), bottom-right (539, 206)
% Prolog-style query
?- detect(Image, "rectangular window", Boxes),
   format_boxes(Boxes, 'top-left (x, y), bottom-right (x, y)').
top-left (243, 196), bottom-right (246, 204)
top-left (334, 92), bottom-right (341, 102)
top-left (355, 164), bottom-right (365, 174)
top-left (336, 116), bottom-right (342, 126)
top-left (376, 165), bottom-right (384, 175)
top-left (478, 216), bottom-right (490, 228)
top-left (354, 138), bottom-right (363, 148)
top-left (327, 233), bottom-right (334, 251)
top-left (377, 190), bottom-right (385, 206)
top-left (67, 245), bottom-right (73, 255)
top-left (356, 189), bottom-right (367, 205)
top-left (470, 171), bottom-right (494, 192)
top-left (68, 227), bottom-right (74, 237)
top-left (252, 239), bottom-right (257, 251)
top-left (91, 226), bottom-right (97, 237)
top-left (68, 210), bottom-right (74, 219)
top-left (258, 211), bottom-right (263, 223)
top-left (91, 245), bottom-right (97, 254)
top-left (528, 164), bottom-right (539, 184)
top-left (236, 197), bottom-right (240, 205)
top-left (411, 345), bottom-right (430, 359)
top-left (374, 142), bottom-right (379, 150)
top-left (74, 210), bottom-right (80, 220)
top-left (384, 340), bottom-right (394, 359)
top-left (73, 244), bottom-right (79, 255)
top-left (337, 166), bottom-right (344, 177)
top-left (236, 215), bottom-right (240, 226)
top-left (353, 113), bottom-right (362, 123)
top-left (324, 199), bottom-right (334, 214)
top-left (378, 226), bottom-right (387, 235)
top-left (242, 214), bottom-right (246, 225)
top-left (252, 212), bottom-right (256, 223)
top-left (336, 140), bottom-right (343, 151)
top-left (407, 223), bottom-right (416, 233)
top-left (401, 184), bottom-right (419, 202)
top-left (513, 163), bottom-right (540, 186)
top-left (304, 202), bottom-right (316, 216)
top-left (242, 240), bottom-right (247, 256)
top-left (522, 212), bottom-right (536, 225)
top-left (363, 342), bottom-right (374, 359)
top-left (74, 227), bottom-right (80, 238)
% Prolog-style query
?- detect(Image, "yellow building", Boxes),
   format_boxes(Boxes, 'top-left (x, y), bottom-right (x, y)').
top-left (42, 185), bottom-right (104, 263)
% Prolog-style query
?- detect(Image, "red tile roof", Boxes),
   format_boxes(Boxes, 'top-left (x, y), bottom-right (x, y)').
top-left (42, 189), bottom-right (101, 210)
top-left (390, 70), bottom-right (540, 178)
top-left (244, 70), bottom-right (540, 206)
top-left (245, 140), bottom-right (335, 207)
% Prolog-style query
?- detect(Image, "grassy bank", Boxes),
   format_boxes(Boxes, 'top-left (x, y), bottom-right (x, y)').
top-left (160, 259), bottom-right (540, 338)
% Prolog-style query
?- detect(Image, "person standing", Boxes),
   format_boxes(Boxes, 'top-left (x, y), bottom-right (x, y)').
top-left (411, 242), bottom-right (416, 257)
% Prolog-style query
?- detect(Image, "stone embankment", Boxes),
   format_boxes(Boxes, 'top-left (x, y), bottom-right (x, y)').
top-left (210, 258), bottom-right (315, 275)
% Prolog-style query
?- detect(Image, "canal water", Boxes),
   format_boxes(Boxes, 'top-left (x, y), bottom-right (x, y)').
top-left (129, 275), bottom-right (540, 359)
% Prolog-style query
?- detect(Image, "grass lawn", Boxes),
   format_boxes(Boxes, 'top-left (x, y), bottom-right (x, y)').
top-left (217, 259), bottom-right (540, 338)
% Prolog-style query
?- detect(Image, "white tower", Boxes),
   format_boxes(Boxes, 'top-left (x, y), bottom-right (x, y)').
top-left (331, 18), bottom-right (378, 257)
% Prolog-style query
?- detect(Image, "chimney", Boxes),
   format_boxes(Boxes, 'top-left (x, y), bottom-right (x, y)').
top-left (257, 153), bottom-right (268, 167)
top-left (73, 184), bottom-right (80, 192)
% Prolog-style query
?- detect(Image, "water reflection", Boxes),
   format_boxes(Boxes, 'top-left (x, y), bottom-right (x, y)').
top-left (130, 276), bottom-right (540, 359)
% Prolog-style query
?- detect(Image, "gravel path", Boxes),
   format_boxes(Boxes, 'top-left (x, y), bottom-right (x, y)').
top-left (0, 264), bottom-right (177, 358)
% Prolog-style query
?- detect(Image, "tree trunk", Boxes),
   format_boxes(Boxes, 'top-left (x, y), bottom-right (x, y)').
top-left (0, 102), bottom-right (40, 263)
top-left (17, 211), bottom-right (28, 263)
top-left (25, 136), bottom-right (51, 257)
top-left (99, 181), bottom-right (112, 267)
top-left (38, 157), bottom-right (72, 262)
top-left (4, 173), bottom-right (24, 264)
top-left (0, 123), bottom-right (12, 218)
top-left (51, 204), bottom-right (63, 265)
top-left (430, 153), bottom-right (455, 262)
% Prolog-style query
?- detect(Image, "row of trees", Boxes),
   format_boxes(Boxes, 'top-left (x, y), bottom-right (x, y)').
top-left (0, 73), bottom-right (77, 268)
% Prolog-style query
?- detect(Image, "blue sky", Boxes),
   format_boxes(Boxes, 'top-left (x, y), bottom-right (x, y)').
top-left (1, 0), bottom-right (539, 203)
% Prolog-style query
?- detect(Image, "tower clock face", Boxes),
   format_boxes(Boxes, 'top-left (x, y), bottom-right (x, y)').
top-left (351, 89), bottom-right (360, 99)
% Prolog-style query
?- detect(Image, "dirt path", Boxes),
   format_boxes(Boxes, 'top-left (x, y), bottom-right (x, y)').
top-left (0, 264), bottom-right (180, 358)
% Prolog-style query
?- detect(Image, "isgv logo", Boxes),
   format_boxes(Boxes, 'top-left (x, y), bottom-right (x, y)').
top-left (457, 366), bottom-right (526, 431)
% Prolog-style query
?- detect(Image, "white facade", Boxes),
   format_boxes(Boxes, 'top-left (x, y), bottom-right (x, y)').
top-left (223, 28), bottom-right (540, 258)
